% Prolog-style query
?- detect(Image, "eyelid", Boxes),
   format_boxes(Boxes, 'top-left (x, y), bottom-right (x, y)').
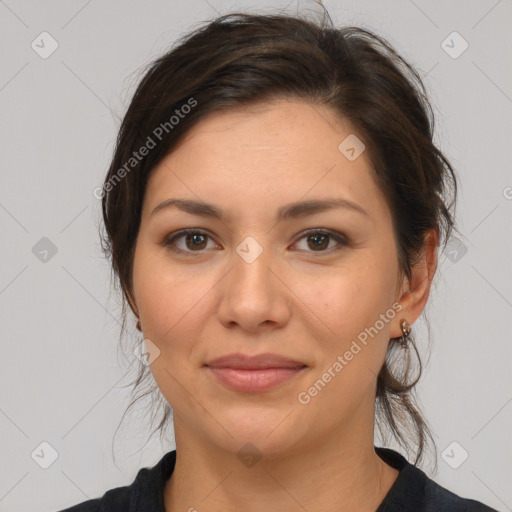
top-left (161, 228), bottom-right (220, 255)
top-left (162, 228), bottom-right (349, 255)
top-left (291, 228), bottom-right (349, 254)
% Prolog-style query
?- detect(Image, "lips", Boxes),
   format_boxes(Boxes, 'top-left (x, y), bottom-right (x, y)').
top-left (204, 353), bottom-right (308, 392)
top-left (205, 352), bottom-right (307, 370)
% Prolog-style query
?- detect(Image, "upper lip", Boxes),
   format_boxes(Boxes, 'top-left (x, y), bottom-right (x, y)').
top-left (205, 353), bottom-right (307, 370)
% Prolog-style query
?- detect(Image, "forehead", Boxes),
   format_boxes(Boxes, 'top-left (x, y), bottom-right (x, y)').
top-left (142, 98), bottom-right (388, 223)
top-left (171, 98), bottom-right (355, 160)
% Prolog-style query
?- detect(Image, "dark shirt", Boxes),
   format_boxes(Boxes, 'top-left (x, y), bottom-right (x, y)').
top-left (56, 447), bottom-right (498, 511)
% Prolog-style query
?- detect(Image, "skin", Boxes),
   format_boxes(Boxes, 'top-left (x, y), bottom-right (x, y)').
top-left (129, 98), bottom-right (438, 512)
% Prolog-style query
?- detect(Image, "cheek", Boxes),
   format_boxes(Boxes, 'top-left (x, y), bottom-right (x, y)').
top-left (300, 260), bottom-right (395, 335)
top-left (295, 264), bottom-right (396, 416)
top-left (132, 245), bottom-right (204, 342)
top-left (133, 249), bottom-right (246, 375)
top-left (299, 256), bottom-right (398, 389)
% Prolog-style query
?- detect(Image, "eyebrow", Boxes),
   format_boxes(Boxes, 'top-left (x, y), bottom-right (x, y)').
top-left (150, 197), bottom-right (369, 221)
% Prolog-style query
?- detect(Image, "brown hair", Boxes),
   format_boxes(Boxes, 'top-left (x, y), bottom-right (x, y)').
top-left (99, 10), bottom-right (458, 469)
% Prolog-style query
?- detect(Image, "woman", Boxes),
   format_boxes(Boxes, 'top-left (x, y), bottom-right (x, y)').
top-left (58, 9), bottom-right (498, 512)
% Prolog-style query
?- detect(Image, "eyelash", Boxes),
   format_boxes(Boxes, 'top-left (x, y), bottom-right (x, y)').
top-left (161, 228), bottom-right (349, 257)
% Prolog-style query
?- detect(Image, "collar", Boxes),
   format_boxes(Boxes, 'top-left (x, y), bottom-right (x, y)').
top-left (124, 447), bottom-right (421, 512)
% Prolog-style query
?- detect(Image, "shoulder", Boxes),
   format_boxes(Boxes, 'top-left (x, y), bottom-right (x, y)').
top-left (422, 475), bottom-right (498, 512)
top-left (375, 447), bottom-right (498, 512)
top-left (54, 486), bottom-right (129, 512)
top-left (54, 450), bottom-right (177, 512)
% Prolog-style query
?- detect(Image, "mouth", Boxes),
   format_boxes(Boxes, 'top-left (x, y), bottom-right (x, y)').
top-left (205, 366), bottom-right (307, 392)
top-left (204, 353), bottom-right (308, 392)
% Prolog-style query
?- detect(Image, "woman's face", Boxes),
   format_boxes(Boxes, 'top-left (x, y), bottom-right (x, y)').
top-left (131, 98), bottom-right (409, 457)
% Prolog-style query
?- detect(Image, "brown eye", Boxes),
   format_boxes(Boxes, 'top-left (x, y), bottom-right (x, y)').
top-left (162, 228), bottom-right (348, 257)
top-left (184, 232), bottom-right (208, 250)
top-left (293, 229), bottom-right (348, 254)
top-left (306, 233), bottom-right (330, 250)
top-left (163, 229), bottom-right (218, 255)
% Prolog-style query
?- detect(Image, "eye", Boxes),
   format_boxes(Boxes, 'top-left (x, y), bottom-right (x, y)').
top-left (161, 228), bottom-right (349, 256)
top-left (292, 229), bottom-right (349, 254)
top-left (162, 229), bottom-right (219, 255)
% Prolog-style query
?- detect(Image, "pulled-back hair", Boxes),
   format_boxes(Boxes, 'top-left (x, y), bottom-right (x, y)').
top-left (100, 10), bottom-right (458, 469)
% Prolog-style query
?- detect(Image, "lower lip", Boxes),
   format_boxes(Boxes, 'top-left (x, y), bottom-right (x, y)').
top-left (206, 366), bottom-right (306, 392)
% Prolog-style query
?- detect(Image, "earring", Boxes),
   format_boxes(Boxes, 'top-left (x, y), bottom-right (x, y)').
top-left (136, 319), bottom-right (142, 332)
top-left (399, 319), bottom-right (411, 348)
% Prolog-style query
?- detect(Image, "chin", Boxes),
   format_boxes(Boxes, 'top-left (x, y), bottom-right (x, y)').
top-left (204, 409), bottom-right (303, 460)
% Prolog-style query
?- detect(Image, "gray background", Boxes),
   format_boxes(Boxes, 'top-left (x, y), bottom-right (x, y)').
top-left (1, 0), bottom-right (511, 511)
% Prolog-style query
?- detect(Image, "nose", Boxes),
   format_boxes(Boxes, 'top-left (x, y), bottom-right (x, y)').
top-left (216, 241), bottom-right (292, 333)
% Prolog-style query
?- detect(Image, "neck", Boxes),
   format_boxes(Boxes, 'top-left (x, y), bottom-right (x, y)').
top-left (164, 416), bottom-right (399, 512)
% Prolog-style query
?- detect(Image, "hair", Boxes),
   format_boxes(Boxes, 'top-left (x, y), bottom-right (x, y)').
top-left (99, 8), bottom-right (458, 470)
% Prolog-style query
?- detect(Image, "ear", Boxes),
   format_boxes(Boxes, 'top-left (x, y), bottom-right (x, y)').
top-left (391, 228), bottom-right (439, 338)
